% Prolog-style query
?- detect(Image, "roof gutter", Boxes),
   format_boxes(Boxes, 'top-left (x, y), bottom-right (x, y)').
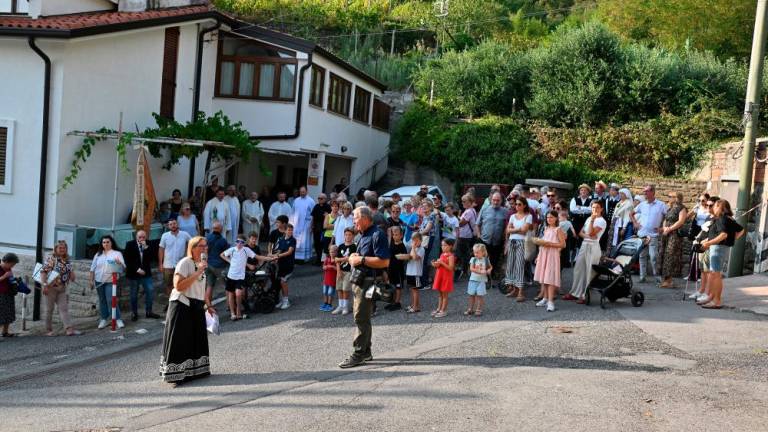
top-left (188, 18), bottom-right (221, 196)
top-left (28, 36), bottom-right (51, 322)
top-left (251, 51), bottom-right (313, 141)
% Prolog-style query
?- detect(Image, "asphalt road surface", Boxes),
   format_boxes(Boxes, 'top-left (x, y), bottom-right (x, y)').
top-left (1, 266), bottom-right (767, 432)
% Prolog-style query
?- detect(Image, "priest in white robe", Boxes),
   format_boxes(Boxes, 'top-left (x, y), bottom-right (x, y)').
top-left (224, 185), bottom-right (241, 244)
top-left (203, 189), bottom-right (230, 238)
top-left (242, 191), bottom-right (264, 237)
top-left (268, 192), bottom-right (293, 231)
top-left (290, 186), bottom-right (315, 261)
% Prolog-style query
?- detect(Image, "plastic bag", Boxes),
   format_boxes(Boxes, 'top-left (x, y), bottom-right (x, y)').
top-left (205, 310), bottom-right (221, 335)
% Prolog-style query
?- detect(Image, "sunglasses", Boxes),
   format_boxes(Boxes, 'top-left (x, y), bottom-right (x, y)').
top-left (547, 194), bottom-right (555, 197)
top-left (236, 239), bottom-right (245, 244)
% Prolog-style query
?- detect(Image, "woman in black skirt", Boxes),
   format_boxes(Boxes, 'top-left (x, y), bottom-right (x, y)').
top-left (160, 236), bottom-right (214, 385)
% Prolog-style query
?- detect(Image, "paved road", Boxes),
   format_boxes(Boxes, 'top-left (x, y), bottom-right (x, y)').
top-left (1, 266), bottom-right (767, 432)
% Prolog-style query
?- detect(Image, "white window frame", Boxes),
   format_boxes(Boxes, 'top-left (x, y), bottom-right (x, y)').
top-left (0, 118), bottom-right (15, 194)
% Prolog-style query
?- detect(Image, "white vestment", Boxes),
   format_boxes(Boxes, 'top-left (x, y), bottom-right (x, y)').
top-left (224, 196), bottom-right (241, 244)
top-left (268, 201), bottom-right (293, 231)
top-left (203, 198), bottom-right (230, 235)
top-left (242, 199), bottom-right (264, 237)
top-left (290, 196), bottom-right (315, 261)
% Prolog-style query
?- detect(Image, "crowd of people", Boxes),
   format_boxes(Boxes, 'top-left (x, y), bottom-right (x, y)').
top-left (0, 178), bottom-right (747, 378)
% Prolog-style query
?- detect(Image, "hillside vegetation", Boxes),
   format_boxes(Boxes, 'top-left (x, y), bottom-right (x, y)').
top-left (215, 0), bottom-right (759, 186)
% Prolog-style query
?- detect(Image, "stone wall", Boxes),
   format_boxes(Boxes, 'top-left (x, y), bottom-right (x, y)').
top-left (626, 178), bottom-right (709, 209)
top-left (9, 253), bottom-right (162, 325)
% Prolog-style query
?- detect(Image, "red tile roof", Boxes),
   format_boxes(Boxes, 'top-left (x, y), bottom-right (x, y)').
top-left (0, 5), bottom-right (223, 34)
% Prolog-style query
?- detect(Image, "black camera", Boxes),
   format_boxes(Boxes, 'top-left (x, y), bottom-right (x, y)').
top-left (365, 282), bottom-right (396, 304)
top-left (692, 242), bottom-right (704, 253)
top-left (349, 267), bottom-right (367, 286)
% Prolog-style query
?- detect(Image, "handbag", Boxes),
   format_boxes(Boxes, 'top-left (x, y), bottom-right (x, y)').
top-left (524, 230), bottom-right (538, 262)
top-left (205, 310), bottom-right (221, 335)
top-left (32, 263), bottom-right (59, 285)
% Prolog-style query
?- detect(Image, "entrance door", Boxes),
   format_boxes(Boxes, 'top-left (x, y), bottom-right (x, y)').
top-left (293, 167), bottom-right (308, 189)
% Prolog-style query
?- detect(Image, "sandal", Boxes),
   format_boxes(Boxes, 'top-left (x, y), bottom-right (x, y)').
top-left (474, 310), bottom-right (483, 316)
top-left (701, 303), bottom-right (723, 309)
top-left (533, 296), bottom-right (543, 302)
top-left (516, 295), bottom-right (526, 303)
top-left (1, 332), bottom-right (16, 338)
top-left (405, 306), bottom-right (420, 313)
top-left (46, 331), bottom-right (55, 337)
top-left (463, 309), bottom-right (474, 316)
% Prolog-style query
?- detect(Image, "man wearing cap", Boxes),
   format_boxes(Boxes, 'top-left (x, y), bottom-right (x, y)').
top-left (569, 184), bottom-right (594, 245)
top-left (632, 185), bottom-right (668, 283)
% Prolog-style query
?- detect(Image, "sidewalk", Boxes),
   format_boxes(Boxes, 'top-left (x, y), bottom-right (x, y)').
top-left (723, 273), bottom-right (768, 316)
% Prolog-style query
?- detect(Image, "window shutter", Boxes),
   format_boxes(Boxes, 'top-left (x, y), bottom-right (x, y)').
top-left (0, 127), bottom-right (6, 186)
top-left (160, 26), bottom-right (180, 119)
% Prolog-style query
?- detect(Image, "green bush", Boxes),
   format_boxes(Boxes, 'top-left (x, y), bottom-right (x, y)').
top-left (393, 102), bottom-right (604, 187)
top-left (412, 41), bottom-right (530, 117)
top-left (527, 21), bottom-right (626, 126)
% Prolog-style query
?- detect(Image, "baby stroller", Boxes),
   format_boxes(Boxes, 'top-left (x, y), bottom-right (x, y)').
top-left (586, 237), bottom-right (646, 309)
top-left (244, 260), bottom-right (280, 314)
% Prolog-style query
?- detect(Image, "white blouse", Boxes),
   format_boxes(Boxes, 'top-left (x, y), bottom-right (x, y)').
top-left (170, 257), bottom-right (206, 305)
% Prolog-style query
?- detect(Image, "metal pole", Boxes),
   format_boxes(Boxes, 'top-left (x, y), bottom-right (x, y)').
top-left (729, 0), bottom-right (768, 277)
top-left (111, 112), bottom-right (123, 232)
top-left (390, 29), bottom-right (396, 56)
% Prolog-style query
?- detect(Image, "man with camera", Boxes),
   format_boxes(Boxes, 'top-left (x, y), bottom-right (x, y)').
top-left (338, 207), bottom-right (390, 369)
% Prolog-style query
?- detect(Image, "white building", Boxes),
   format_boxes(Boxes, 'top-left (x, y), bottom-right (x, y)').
top-left (0, 0), bottom-right (391, 257)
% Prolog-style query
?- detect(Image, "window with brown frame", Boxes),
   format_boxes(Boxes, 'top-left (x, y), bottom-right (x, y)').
top-left (215, 34), bottom-right (298, 101)
top-left (352, 86), bottom-right (371, 123)
top-left (0, 127), bottom-right (6, 186)
top-left (309, 65), bottom-right (325, 107)
top-left (372, 98), bottom-right (391, 131)
top-left (328, 73), bottom-right (352, 116)
top-left (160, 26), bottom-right (180, 119)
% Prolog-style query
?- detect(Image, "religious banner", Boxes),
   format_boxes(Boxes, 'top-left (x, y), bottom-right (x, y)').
top-left (307, 153), bottom-right (320, 186)
top-left (131, 148), bottom-right (157, 232)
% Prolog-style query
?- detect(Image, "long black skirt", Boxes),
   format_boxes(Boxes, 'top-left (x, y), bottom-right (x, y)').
top-left (159, 299), bottom-right (210, 383)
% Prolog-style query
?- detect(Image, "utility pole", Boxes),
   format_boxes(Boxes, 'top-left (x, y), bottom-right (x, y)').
top-left (729, 0), bottom-right (768, 277)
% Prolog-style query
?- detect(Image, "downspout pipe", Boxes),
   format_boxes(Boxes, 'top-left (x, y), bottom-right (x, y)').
top-left (188, 20), bottom-right (221, 197)
top-left (251, 51), bottom-right (313, 140)
top-left (28, 37), bottom-right (51, 322)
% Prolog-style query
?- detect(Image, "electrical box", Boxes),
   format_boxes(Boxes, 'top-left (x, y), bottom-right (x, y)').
top-left (54, 224), bottom-right (90, 260)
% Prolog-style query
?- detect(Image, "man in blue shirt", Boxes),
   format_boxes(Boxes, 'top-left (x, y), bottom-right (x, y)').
top-left (339, 207), bottom-right (390, 369)
top-left (205, 221), bottom-right (229, 311)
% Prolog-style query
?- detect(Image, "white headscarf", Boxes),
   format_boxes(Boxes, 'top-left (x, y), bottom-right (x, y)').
top-left (619, 188), bottom-right (632, 201)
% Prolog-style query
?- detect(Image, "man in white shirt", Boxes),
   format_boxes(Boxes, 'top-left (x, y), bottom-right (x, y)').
top-left (158, 219), bottom-right (192, 302)
top-left (268, 192), bottom-right (293, 231)
top-left (203, 189), bottom-right (230, 238)
top-left (632, 185), bottom-right (668, 283)
top-left (224, 185), bottom-right (241, 244)
top-left (241, 191), bottom-right (264, 237)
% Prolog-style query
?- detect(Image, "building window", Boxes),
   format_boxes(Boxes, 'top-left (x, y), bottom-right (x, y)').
top-left (309, 65), bottom-right (325, 107)
top-left (372, 98), bottom-right (391, 131)
top-left (215, 33), bottom-right (298, 102)
top-left (328, 73), bottom-right (352, 116)
top-left (0, 0), bottom-right (29, 13)
top-left (0, 119), bottom-right (15, 194)
top-left (160, 26), bottom-right (180, 119)
top-left (353, 86), bottom-right (371, 123)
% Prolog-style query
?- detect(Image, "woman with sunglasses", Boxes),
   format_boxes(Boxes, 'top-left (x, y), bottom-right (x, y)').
top-left (177, 203), bottom-right (200, 237)
top-left (160, 236), bottom-right (212, 385)
top-left (689, 196), bottom-right (718, 301)
top-left (504, 198), bottom-right (532, 301)
top-left (89, 236), bottom-right (126, 329)
top-left (697, 200), bottom-right (744, 309)
top-left (684, 194), bottom-right (711, 282)
top-left (41, 241), bottom-right (81, 336)
top-left (565, 201), bottom-right (606, 304)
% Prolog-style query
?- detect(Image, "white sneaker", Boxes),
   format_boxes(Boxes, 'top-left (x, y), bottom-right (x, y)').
top-left (97, 319), bottom-right (108, 329)
top-left (546, 302), bottom-right (556, 312)
top-left (697, 294), bottom-right (710, 303)
top-left (341, 307), bottom-right (350, 315)
top-left (536, 298), bottom-right (548, 307)
top-left (688, 292), bottom-right (701, 299)
top-left (116, 319), bottom-right (125, 329)
top-left (331, 306), bottom-right (343, 315)
top-left (280, 299), bottom-right (290, 310)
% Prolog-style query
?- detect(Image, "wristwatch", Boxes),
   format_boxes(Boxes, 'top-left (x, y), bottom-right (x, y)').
top-left (361, 256), bottom-right (366, 266)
